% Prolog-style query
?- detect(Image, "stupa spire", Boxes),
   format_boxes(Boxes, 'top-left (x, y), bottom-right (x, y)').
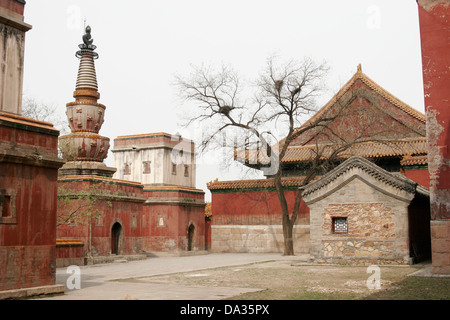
top-left (59, 25), bottom-right (116, 177)
top-left (75, 25), bottom-right (99, 91)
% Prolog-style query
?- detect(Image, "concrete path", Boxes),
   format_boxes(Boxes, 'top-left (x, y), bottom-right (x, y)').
top-left (37, 253), bottom-right (309, 300)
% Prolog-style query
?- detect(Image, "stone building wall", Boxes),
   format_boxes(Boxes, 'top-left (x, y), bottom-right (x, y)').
top-left (112, 133), bottom-right (196, 188)
top-left (319, 202), bottom-right (399, 264)
top-left (308, 178), bottom-right (411, 265)
top-left (0, 2), bottom-right (31, 115)
top-left (301, 157), bottom-right (430, 265)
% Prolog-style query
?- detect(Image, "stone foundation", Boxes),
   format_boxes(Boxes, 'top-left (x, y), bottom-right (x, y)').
top-left (211, 224), bottom-right (310, 253)
top-left (319, 240), bottom-right (407, 265)
top-left (431, 220), bottom-right (450, 274)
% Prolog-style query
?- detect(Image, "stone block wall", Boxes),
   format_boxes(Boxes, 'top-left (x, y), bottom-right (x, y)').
top-left (430, 220), bottom-right (450, 274)
top-left (307, 175), bottom-right (413, 265)
top-left (318, 203), bottom-right (403, 264)
top-left (210, 225), bottom-right (309, 254)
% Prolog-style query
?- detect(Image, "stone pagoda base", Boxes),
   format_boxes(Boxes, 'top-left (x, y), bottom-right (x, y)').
top-left (59, 161), bottom-right (116, 178)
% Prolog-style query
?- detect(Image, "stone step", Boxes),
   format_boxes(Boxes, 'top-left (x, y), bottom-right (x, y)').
top-left (89, 254), bottom-right (147, 265)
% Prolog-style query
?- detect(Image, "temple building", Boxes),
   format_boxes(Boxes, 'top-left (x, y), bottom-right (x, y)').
top-left (56, 27), bottom-right (205, 267)
top-left (207, 65), bottom-right (431, 265)
top-left (112, 132), bottom-right (196, 188)
top-left (0, 0), bottom-right (65, 298)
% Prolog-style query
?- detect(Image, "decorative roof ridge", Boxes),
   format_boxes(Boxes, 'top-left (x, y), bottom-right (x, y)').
top-left (0, 111), bottom-right (57, 131)
top-left (355, 71), bottom-right (426, 123)
top-left (400, 154), bottom-right (429, 166)
top-left (58, 175), bottom-right (144, 187)
top-left (299, 156), bottom-right (418, 198)
top-left (143, 185), bottom-right (205, 193)
top-left (114, 132), bottom-right (193, 142)
top-left (206, 176), bottom-right (306, 190)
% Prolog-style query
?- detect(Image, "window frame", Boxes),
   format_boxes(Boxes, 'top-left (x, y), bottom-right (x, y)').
top-left (172, 163), bottom-right (177, 175)
top-left (143, 161), bottom-right (151, 174)
top-left (0, 189), bottom-right (16, 225)
top-left (331, 216), bottom-right (348, 234)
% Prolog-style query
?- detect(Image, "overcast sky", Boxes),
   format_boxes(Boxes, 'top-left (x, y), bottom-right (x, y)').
top-left (22, 0), bottom-right (425, 200)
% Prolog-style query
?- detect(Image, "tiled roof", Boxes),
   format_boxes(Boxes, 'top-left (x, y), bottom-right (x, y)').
top-left (115, 132), bottom-right (192, 142)
top-left (234, 66), bottom-right (428, 168)
top-left (300, 156), bottom-right (429, 201)
top-left (400, 155), bottom-right (428, 166)
top-left (284, 137), bottom-right (428, 163)
top-left (207, 176), bottom-right (306, 191)
top-left (143, 185), bottom-right (205, 194)
top-left (237, 137), bottom-right (428, 165)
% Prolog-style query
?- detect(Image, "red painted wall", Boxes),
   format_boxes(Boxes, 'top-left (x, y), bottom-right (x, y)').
top-left (211, 189), bottom-right (310, 226)
top-left (403, 168), bottom-right (430, 189)
top-left (418, 1), bottom-right (450, 220)
top-left (0, 115), bottom-right (62, 291)
top-left (0, 0), bottom-right (25, 15)
top-left (418, 0), bottom-right (450, 275)
top-left (57, 178), bottom-right (146, 257)
top-left (56, 179), bottom-right (206, 257)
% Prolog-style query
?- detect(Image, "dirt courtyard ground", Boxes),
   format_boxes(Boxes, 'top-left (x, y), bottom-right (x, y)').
top-left (117, 259), bottom-right (450, 300)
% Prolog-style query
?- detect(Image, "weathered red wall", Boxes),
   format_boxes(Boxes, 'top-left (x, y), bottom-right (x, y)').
top-left (0, 115), bottom-right (63, 291)
top-left (205, 219), bottom-right (212, 250)
top-left (211, 189), bottom-right (310, 225)
top-left (56, 179), bottom-right (206, 257)
top-left (0, 0), bottom-right (25, 15)
top-left (418, 0), bottom-right (450, 275)
top-left (403, 168), bottom-right (430, 188)
top-left (56, 244), bottom-right (84, 260)
top-left (143, 187), bottom-right (206, 252)
top-left (418, 1), bottom-right (450, 220)
top-left (57, 177), bottom-right (146, 257)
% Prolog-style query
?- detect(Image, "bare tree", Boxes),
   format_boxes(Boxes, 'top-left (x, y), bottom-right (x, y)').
top-left (175, 57), bottom-right (390, 255)
top-left (22, 96), bottom-right (69, 135)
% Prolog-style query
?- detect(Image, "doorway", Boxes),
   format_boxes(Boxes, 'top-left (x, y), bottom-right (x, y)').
top-left (408, 197), bottom-right (431, 263)
top-left (111, 222), bottom-right (122, 255)
top-left (187, 223), bottom-right (195, 251)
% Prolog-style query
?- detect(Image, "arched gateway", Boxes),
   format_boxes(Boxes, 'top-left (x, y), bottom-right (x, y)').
top-left (111, 222), bottom-right (122, 255)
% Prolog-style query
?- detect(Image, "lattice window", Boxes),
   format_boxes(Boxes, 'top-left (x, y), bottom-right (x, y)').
top-left (332, 217), bottom-right (348, 233)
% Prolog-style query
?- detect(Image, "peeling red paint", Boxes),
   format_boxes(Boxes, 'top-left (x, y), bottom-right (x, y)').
top-left (418, 1), bottom-right (450, 220)
top-left (418, 0), bottom-right (450, 274)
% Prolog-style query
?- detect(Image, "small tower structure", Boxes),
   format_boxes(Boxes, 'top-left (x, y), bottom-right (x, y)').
top-left (59, 26), bottom-right (116, 177)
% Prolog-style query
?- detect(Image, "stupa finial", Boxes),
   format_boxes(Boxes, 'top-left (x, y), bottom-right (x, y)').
top-left (83, 25), bottom-right (94, 46)
top-left (76, 25), bottom-right (98, 59)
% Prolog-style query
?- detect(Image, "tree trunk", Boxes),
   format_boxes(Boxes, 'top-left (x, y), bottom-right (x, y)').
top-left (282, 214), bottom-right (295, 255)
